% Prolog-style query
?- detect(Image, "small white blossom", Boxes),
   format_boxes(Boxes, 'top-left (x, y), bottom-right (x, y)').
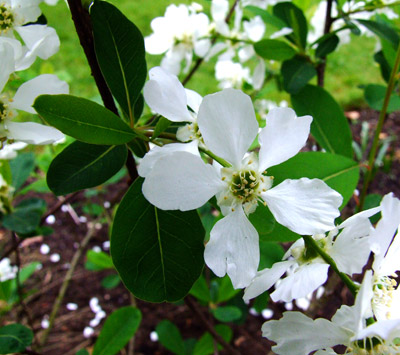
top-left (0, 257), bottom-right (17, 282)
top-left (40, 244), bottom-right (50, 255)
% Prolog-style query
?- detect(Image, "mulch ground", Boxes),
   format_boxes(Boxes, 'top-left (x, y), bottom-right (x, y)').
top-left (1, 108), bottom-right (399, 355)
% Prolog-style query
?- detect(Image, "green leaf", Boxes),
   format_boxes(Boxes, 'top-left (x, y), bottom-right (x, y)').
top-left (254, 39), bottom-right (296, 61)
top-left (0, 324), bottom-right (33, 354)
top-left (93, 306), bottom-right (141, 355)
top-left (374, 50), bottom-right (391, 82)
top-left (273, 2), bottom-right (308, 49)
top-left (315, 34), bottom-right (339, 58)
top-left (245, 6), bottom-right (287, 30)
top-left (33, 95), bottom-right (137, 145)
top-left (364, 84), bottom-right (400, 113)
top-left (86, 250), bottom-right (114, 271)
top-left (263, 221), bottom-right (300, 243)
top-left (291, 84), bottom-right (353, 158)
top-left (128, 138), bottom-right (148, 158)
top-left (2, 198), bottom-right (46, 235)
top-left (259, 242), bottom-right (285, 269)
top-left (152, 117), bottom-right (172, 139)
top-left (189, 275), bottom-right (210, 303)
top-left (101, 274), bottom-right (120, 289)
top-left (76, 350), bottom-right (89, 355)
top-left (211, 306), bottom-right (242, 322)
top-left (47, 141), bottom-right (127, 195)
top-left (249, 203), bottom-right (275, 237)
top-left (268, 152), bottom-right (360, 209)
top-left (10, 153), bottom-right (35, 190)
top-left (111, 178), bottom-right (205, 302)
top-left (156, 320), bottom-right (185, 355)
top-left (193, 325), bottom-right (233, 355)
top-left (364, 194), bottom-right (383, 224)
top-left (0, 161), bottom-right (12, 186)
top-left (216, 276), bottom-right (240, 304)
top-left (356, 19), bottom-right (399, 48)
top-left (91, 1), bottom-right (147, 120)
top-left (281, 56), bottom-right (317, 94)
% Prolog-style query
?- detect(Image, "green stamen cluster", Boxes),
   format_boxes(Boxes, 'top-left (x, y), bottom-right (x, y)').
top-left (349, 336), bottom-right (400, 354)
top-left (0, 4), bottom-right (14, 34)
top-left (230, 170), bottom-right (259, 203)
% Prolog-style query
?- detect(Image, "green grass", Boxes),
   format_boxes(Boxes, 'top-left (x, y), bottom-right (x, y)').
top-left (24, 1), bottom-right (388, 108)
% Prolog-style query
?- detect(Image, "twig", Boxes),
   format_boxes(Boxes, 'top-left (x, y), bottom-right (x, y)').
top-left (12, 232), bottom-right (39, 348)
top-left (66, 0), bottom-right (138, 181)
top-left (40, 192), bottom-right (79, 225)
top-left (38, 219), bottom-right (98, 348)
top-left (127, 293), bottom-right (137, 355)
top-left (184, 296), bottom-right (241, 355)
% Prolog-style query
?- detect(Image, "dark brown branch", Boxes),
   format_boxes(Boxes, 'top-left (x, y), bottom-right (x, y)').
top-left (184, 296), bottom-right (241, 355)
top-left (66, 0), bottom-right (138, 181)
top-left (316, 0), bottom-right (334, 87)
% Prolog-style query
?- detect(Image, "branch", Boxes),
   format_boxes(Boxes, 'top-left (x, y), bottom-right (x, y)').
top-left (184, 296), bottom-right (241, 355)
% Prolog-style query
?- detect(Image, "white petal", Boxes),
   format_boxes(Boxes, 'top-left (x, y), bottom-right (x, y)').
top-left (194, 38), bottom-right (211, 58)
top-left (13, 0), bottom-right (41, 23)
top-left (138, 141), bottom-right (199, 177)
top-left (0, 42), bottom-right (15, 92)
top-left (204, 206), bottom-right (259, 288)
top-left (262, 178), bottom-right (342, 235)
top-left (338, 205), bottom-right (381, 229)
top-left (143, 67), bottom-right (192, 122)
top-left (10, 74), bottom-right (69, 114)
top-left (243, 16), bottom-right (265, 42)
top-left (144, 33), bottom-right (171, 55)
top-left (6, 121), bottom-right (64, 145)
top-left (243, 260), bottom-right (295, 301)
top-left (197, 89), bottom-right (259, 167)
top-left (251, 58), bottom-right (265, 90)
top-left (185, 89), bottom-right (202, 114)
top-left (211, 0), bottom-right (229, 24)
top-left (258, 107), bottom-right (312, 171)
top-left (271, 263), bottom-right (329, 302)
top-left (270, 27), bottom-right (294, 39)
top-left (356, 319), bottom-right (400, 343)
top-left (378, 228), bottom-right (400, 277)
top-left (262, 312), bottom-right (351, 355)
top-left (15, 25), bottom-right (60, 59)
top-left (330, 221), bottom-right (372, 275)
top-left (142, 151), bottom-right (223, 211)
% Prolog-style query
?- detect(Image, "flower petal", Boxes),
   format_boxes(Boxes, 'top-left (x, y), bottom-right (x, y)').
top-left (243, 260), bottom-right (295, 301)
top-left (197, 89), bottom-right (259, 167)
top-left (5, 121), bottom-right (64, 145)
top-left (10, 74), bottom-right (69, 114)
top-left (0, 42), bottom-right (15, 92)
top-left (204, 206), bottom-right (259, 288)
top-left (143, 67), bottom-right (192, 122)
top-left (262, 312), bottom-right (351, 355)
top-left (142, 151), bottom-right (223, 211)
top-left (271, 263), bottom-right (329, 302)
top-left (258, 107), bottom-right (312, 171)
top-left (138, 141), bottom-right (199, 177)
top-left (262, 178), bottom-right (342, 235)
top-left (185, 89), bottom-right (202, 114)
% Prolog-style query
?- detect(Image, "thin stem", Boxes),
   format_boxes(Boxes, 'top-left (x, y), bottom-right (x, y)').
top-left (39, 219), bottom-right (98, 348)
top-left (303, 235), bottom-right (359, 296)
top-left (66, 0), bottom-right (138, 181)
top-left (184, 296), bottom-right (241, 355)
top-left (359, 41), bottom-right (400, 210)
top-left (199, 147), bottom-right (231, 167)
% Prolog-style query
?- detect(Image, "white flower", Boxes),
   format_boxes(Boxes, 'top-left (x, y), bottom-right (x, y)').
top-left (0, 257), bottom-right (17, 282)
top-left (0, 43), bottom-right (69, 145)
top-left (244, 204), bottom-right (379, 302)
top-left (145, 4), bottom-right (211, 75)
top-left (142, 88), bottom-right (342, 288)
top-left (0, 141), bottom-right (26, 159)
top-left (215, 60), bottom-right (251, 89)
top-left (262, 271), bottom-right (400, 355)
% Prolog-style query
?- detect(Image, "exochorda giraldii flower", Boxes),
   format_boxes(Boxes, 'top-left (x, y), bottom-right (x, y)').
top-left (140, 88), bottom-right (342, 288)
top-left (145, 3), bottom-right (211, 75)
top-left (243, 201), bottom-right (381, 303)
top-left (0, 42), bottom-right (68, 145)
top-left (0, 257), bottom-right (17, 282)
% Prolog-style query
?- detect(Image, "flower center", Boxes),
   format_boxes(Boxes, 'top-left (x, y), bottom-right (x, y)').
top-left (372, 276), bottom-right (397, 319)
top-left (0, 3), bottom-right (14, 34)
top-left (349, 337), bottom-right (400, 354)
top-left (217, 154), bottom-right (273, 214)
top-left (0, 97), bottom-right (12, 123)
top-left (176, 121), bottom-right (204, 145)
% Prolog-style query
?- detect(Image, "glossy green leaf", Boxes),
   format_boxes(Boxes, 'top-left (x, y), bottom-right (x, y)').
top-left (76, 350), bottom-right (89, 355)
top-left (156, 320), bottom-right (185, 355)
top-left (86, 250), bottom-right (114, 271)
top-left (0, 161), bottom-right (12, 187)
top-left (364, 84), bottom-right (400, 113)
top-left (34, 95), bottom-right (137, 145)
top-left (211, 306), bottom-right (242, 322)
top-left (315, 34), bottom-right (339, 58)
top-left (152, 117), bottom-right (172, 139)
top-left (249, 202), bottom-right (275, 237)
top-left (101, 274), bottom-right (121, 289)
top-left (0, 324), bottom-right (33, 354)
top-left (273, 2), bottom-right (308, 49)
top-left (281, 57), bottom-right (317, 94)
top-left (189, 276), bottom-right (210, 303)
top-left (128, 138), bottom-right (148, 158)
top-left (2, 198), bottom-right (46, 235)
top-left (356, 19), bottom-right (399, 48)
top-left (47, 141), bottom-right (127, 195)
top-left (93, 306), bottom-right (141, 355)
top-left (245, 6), bottom-right (287, 30)
top-left (111, 178), bottom-right (205, 302)
top-left (193, 325), bottom-right (232, 355)
top-left (291, 84), bottom-right (353, 157)
top-left (91, 1), bottom-right (147, 120)
top-left (262, 221), bottom-right (300, 243)
top-left (216, 276), bottom-right (240, 304)
top-left (268, 152), bottom-right (360, 209)
top-left (259, 242), bottom-right (285, 269)
top-left (10, 153), bottom-right (35, 190)
top-left (374, 50), bottom-right (391, 82)
top-left (254, 39), bottom-right (296, 61)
